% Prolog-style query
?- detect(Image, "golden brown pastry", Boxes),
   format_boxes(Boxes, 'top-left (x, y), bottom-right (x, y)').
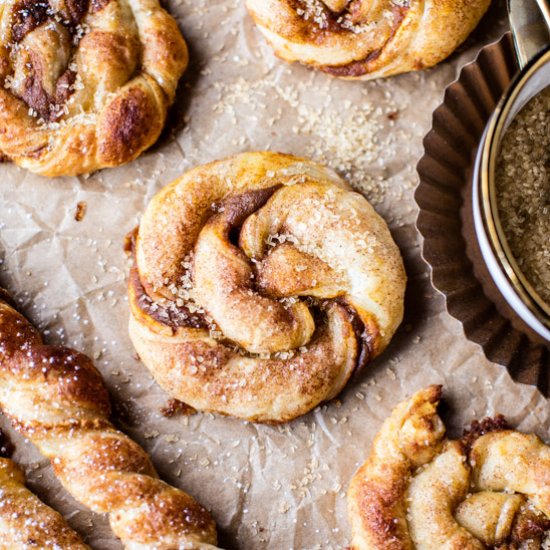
top-left (0, 429), bottom-right (90, 549)
top-left (348, 385), bottom-right (550, 549)
top-left (0, 291), bottom-right (220, 549)
top-left (0, 0), bottom-right (188, 177)
top-left (246, 0), bottom-right (491, 79)
top-left (128, 151), bottom-right (406, 423)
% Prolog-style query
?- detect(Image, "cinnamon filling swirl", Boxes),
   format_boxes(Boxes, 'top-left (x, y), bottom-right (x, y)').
top-left (7, 0), bottom-right (109, 120)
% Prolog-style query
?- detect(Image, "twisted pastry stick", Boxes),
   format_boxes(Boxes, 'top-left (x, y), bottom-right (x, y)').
top-left (0, 0), bottom-right (188, 176)
top-left (246, 0), bottom-right (491, 79)
top-left (0, 292), bottom-right (219, 549)
top-left (0, 428), bottom-right (90, 549)
top-left (128, 152), bottom-right (406, 423)
top-left (348, 386), bottom-right (550, 550)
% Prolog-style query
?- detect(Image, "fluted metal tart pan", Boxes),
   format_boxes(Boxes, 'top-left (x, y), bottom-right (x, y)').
top-left (416, 33), bottom-right (550, 393)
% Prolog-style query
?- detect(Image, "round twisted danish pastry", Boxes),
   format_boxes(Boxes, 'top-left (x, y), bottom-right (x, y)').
top-left (0, 0), bottom-right (188, 177)
top-left (246, 0), bottom-right (491, 79)
top-left (128, 152), bottom-right (406, 423)
top-left (348, 385), bottom-right (550, 549)
top-left (0, 430), bottom-right (89, 549)
top-left (0, 291), bottom-right (220, 549)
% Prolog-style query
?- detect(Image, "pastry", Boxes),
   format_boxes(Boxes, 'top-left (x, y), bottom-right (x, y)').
top-left (128, 151), bottom-right (406, 423)
top-left (0, 429), bottom-right (89, 549)
top-left (348, 385), bottom-right (550, 549)
top-left (0, 291), bottom-right (220, 549)
top-left (0, 0), bottom-right (188, 177)
top-left (246, 0), bottom-right (491, 79)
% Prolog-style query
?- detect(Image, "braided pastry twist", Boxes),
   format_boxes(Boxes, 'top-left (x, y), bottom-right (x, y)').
top-left (0, 292), bottom-right (219, 549)
top-left (246, 0), bottom-right (490, 79)
top-left (348, 385), bottom-right (550, 549)
top-left (0, 429), bottom-right (90, 549)
top-left (0, 0), bottom-right (188, 177)
top-left (128, 152), bottom-right (406, 423)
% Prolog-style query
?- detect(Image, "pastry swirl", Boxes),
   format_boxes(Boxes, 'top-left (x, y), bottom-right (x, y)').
top-left (348, 386), bottom-right (550, 549)
top-left (0, 292), bottom-right (219, 549)
top-left (246, 0), bottom-right (491, 79)
top-left (128, 152), bottom-right (406, 423)
top-left (0, 429), bottom-right (90, 549)
top-left (0, 0), bottom-right (188, 177)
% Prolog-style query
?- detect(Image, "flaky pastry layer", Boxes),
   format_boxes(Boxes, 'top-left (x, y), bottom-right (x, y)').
top-left (246, 0), bottom-right (491, 79)
top-left (0, 0), bottom-right (188, 176)
top-left (129, 151), bottom-right (406, 423)
top-left (348, 386), bottom-right (550, 549)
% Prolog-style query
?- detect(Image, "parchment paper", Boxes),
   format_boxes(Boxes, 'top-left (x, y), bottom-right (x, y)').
top-left (0, 2), bottom-right (543, 549)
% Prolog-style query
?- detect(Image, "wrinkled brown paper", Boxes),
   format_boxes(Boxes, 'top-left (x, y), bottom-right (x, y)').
top-left (0, 2), bottom-right (541, 549)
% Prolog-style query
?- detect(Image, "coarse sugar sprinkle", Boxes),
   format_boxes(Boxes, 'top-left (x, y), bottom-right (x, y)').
top-left (496, 85), bottom-right (550, 305)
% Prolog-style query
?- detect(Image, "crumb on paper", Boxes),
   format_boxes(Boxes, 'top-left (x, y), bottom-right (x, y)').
top-left (161, 399), bottom-right (197, 418)
top-left (75, 201), bottom-right (87, 222)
